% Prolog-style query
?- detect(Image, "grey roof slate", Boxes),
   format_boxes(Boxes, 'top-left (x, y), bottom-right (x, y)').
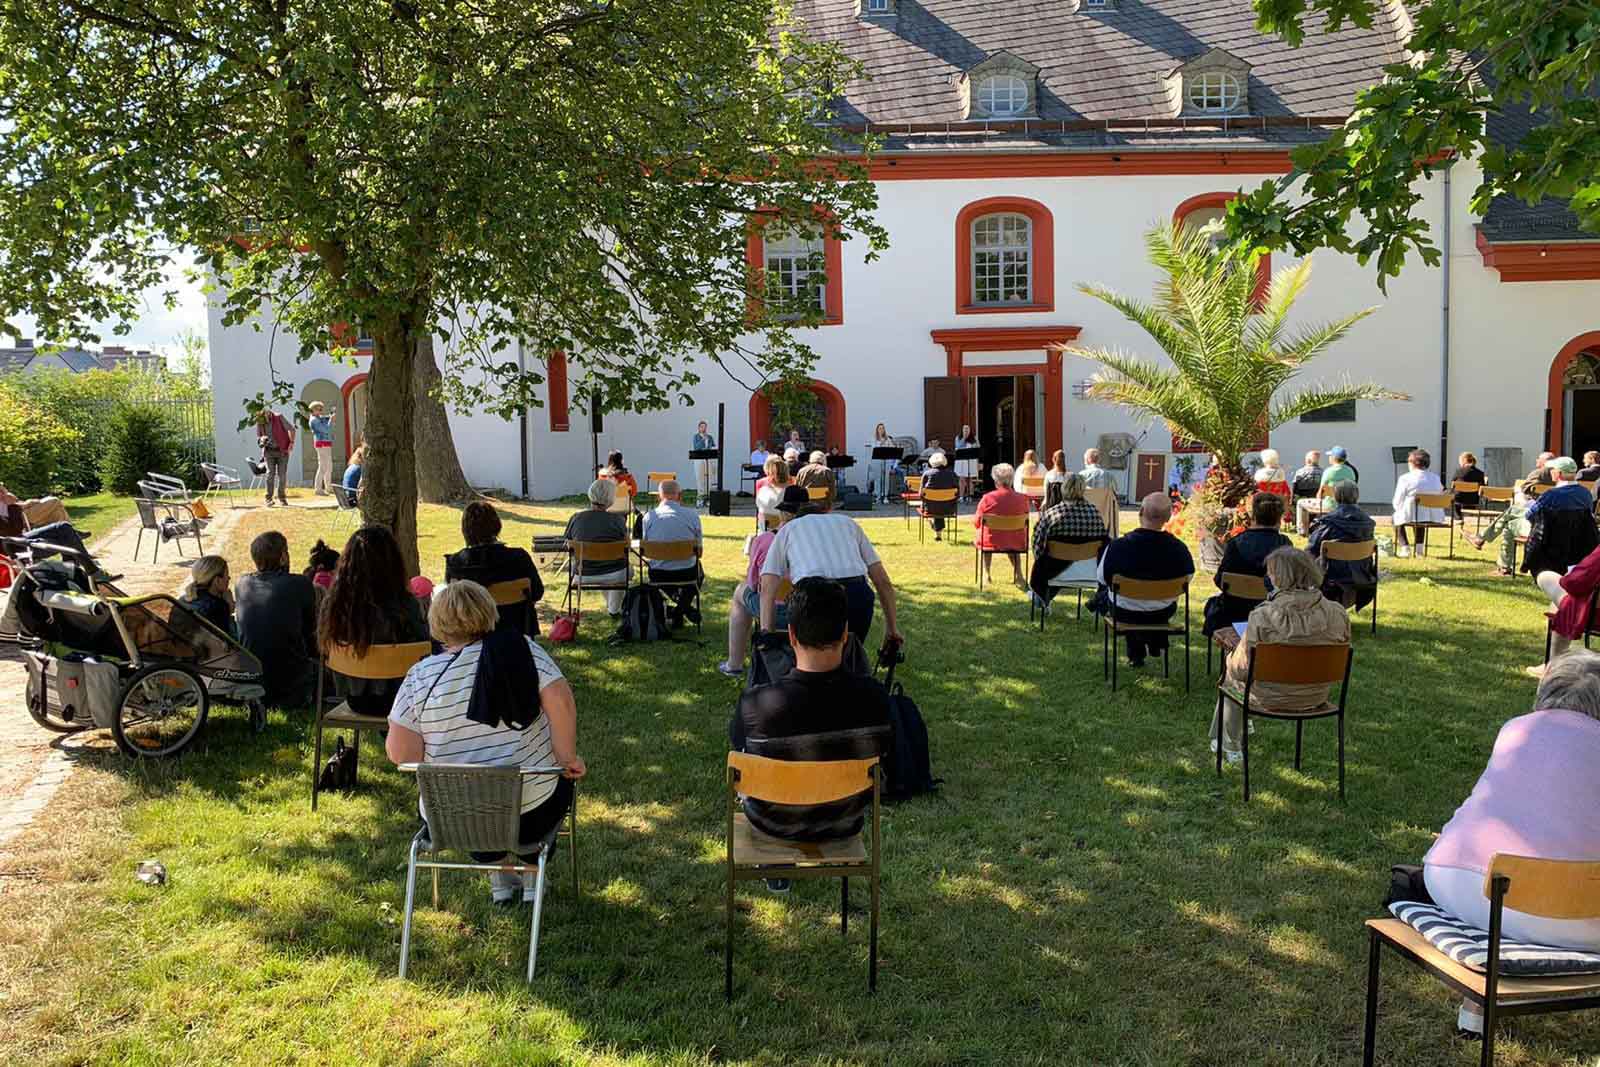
top-left (1479, 96), bottom-right (1598, 243)
top-left (0, 350), bottom-right (32, 373)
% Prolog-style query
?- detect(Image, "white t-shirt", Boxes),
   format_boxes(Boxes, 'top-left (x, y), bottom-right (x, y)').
top-left (389, 638), bottom-right (564, 812)
top-left (761, 512), bottom-right (881, 582)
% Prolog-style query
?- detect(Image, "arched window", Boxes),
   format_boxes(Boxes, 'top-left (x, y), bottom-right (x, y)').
top-left (954, 197), bottom-right (1054, 314)
top-left (763, 224), bottom-right (825, 316)
top-left (977, 74), bottom-right (1028, 117)
top-left (972, 213), bottom-right (1032, 305)
top-left (1173, 192), bottom-right (1270, 309)
top-left (1187, 72), bottom-right (1242, 113)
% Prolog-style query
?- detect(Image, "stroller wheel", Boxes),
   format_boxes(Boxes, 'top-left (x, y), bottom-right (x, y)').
top-left (113, 664), bottom-right (209, 759)
top-left (25, 678), bottom-right (90, 734)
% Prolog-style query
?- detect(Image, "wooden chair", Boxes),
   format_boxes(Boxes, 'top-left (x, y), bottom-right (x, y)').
top-left (1397, 490), bottom-right (1457, 558)
top-left (311, 640), bottom-right (432, 810)
top-left (1581, 480), bottom-right (1598, 497)
top-left (564, 539), bottom-right (632, 617)
top-left (1206, 572), bottom-right (1269, 673)
top-left (1216, 641), bottom-right (1352, 801)
top-left (724, 752), bottom-right (882, 1000)
top-left (1103, 575), bottom-right (1191, 692)
top-left (806, 485), bottom-right (835, 508)
top-left (1032, 539), bottom-right (1104, 630)
top-left (1319, 539), bottom-right (1379, 634)
top-left (1020, 475), bottom-right (1046, 513)
top-left (900, 474), bottom-right (923, 529)
top-left (1528, 481), bottom-right (1552, 496)
top-left (646, 471), bottom-right (677, 501)
top-left (637, 538), bottom-right (703, 632)
top-left (1084, 485), bottom-right (1121, 538)
top-left (916, 487), bottom-right (961, 544)
top-left (1543, 585), bottom-right (1600, 665)
top-left (486, 577), bottom-right (535, 636)
top-left (973, 512), bottom-right (1029, 588)
top-left (1363, 854), bottom-right (1600, 1066)
top-left (1459, 484), bottom-right (1512, 537)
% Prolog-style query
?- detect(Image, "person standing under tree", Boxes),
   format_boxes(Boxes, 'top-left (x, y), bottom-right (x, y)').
top-left (308, 401), bottom-right (336, 496)
top-left (255, 406), bottom-right (295, 508)
top-left (692, 420), bottom-right (716, 509)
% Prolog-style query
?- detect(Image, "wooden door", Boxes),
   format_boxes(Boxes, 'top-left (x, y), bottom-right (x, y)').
top-left (923, 376), bottom-right (962, 449)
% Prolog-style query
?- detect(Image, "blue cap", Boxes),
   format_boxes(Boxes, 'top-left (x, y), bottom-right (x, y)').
top-left (1328, 446), bottom-right (1348, 460)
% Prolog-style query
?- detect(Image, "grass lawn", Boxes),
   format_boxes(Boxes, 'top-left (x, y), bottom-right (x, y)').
top-left (57, 491), bottom-right (137, 541)
top-left (4, 493), bottom-right (1596, 1065)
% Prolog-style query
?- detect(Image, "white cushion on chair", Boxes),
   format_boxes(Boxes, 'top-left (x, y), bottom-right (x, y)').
top-left (575, 571), bottom-right (628, 589)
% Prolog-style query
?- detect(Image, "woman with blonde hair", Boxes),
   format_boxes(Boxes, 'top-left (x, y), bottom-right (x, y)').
top-left (1012, 448), bottom-right (1045, 496)
top-left (1210, 546), bottom-right (1350, 764)
top-left (181, 554), bottom-right (235, 637)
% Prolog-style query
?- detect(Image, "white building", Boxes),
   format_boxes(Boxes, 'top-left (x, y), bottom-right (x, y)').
top-left (209, 0), bottom-right (1600, 502)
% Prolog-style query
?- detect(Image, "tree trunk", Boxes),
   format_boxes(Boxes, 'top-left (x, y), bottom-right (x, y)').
top-left (413, 334), bottom-right (477, 505)
top-left (360, 319), bottom-right (422, 575)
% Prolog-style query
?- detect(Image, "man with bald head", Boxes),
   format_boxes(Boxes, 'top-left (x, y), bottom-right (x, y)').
top-left (1094, 492), bottom-right (1195, 667)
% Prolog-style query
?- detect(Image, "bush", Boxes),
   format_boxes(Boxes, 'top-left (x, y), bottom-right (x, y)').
top-left (0, 380), bottom-right (84, 496)
top-left (99, 403), bottom-right (185, 495)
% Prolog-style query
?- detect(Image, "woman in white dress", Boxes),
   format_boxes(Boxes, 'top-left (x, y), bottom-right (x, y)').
top-left (1391, 448), bottom-right (1446, 557)
top-left (954, 423), bottom-right (979, 500)
top-left (869, 422), bottom-right (896, 503)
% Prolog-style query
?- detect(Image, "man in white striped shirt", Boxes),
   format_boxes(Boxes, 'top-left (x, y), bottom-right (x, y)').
top-left (759, 477), bottom-right (901, 647)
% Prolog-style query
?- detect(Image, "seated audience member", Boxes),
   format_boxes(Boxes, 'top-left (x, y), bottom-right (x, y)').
top-left (1451, 450), bottom-right (1487, 515)
top-left (1253, 448), bottom-right (1291, 501)
top-left (318, 525), bottom-right (430, 715)
top-left (730, 576), bottom-right (892, 848)
top-left (1079, 448), bottom-right (1114, 492)
top-left (1520, 450), bottom-right (1557, 498)
top-left (973, 462), bottom-right (1030, 587)
top-left (235, 531), bottom-right (319, 707)
top-left (753, 453), bottom-right (790, 497)
top-left (1532, 543), bottom-right (1600, 678)
top-left (1094, 493), bottom-right (1196, 667)
top-left (1420, 650), bottom-right (1600, 1035)
top-left (784, 447), bottom-right (803, 478)
top-left (808, 449), bottom-right (826, 467)
top-left (641, 478), bottom-right (703, 627)
top-left (1029, 473), bottom-right (1109, 605)
top-left (181, 555), bottom-right (236, 637)
top-left (1291, 451), bottom-right (1323, 499)
top-left (0, 481), bottom-right (70, 536)
top-left (1012, 449), bottom-right (1045, 494)
top-left (1469, 456), bottom-right (1595, 577)
top-left (760, 475), bottom-right (901, 648)
top-left (564, 479), bottom-right (631, 616)
top-left (1203, 492), bottom-right (1291, 637)
top-left (1319, 446), bottom-right (1357, 490)
top-left (599, 450), bottom-right (639, 502)
top-left (920, 451), bottom-right (960, 540)
top-left (444, 500), bottom-right (544, 634)
top-left (342, 446), bottom-right (365, 497)
top-left (719, 486), bottom-right (787, 677)
top-left (1581, 450), bottom-right (1600, 483)
top-left (304, 538), bottom-right (340, 591)
top-left (386, 580), bottom-right (585, 906)
top-left (1210, 547), bottom-right (1350, 763)
top-left (1466, 450), bottom-right (1555, 575)
top-left (409, 575), bottom-right (435, 609)
top-left (1307, 480), bottom-right (1377, 609)
top-left (750, 439), bottom-right (770, 469)
top-left (1391, 448), bottom-right (1445, 557)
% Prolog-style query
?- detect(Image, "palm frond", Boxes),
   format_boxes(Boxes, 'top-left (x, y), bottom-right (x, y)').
top-left (1268, 381), bottom-right (1412, 427)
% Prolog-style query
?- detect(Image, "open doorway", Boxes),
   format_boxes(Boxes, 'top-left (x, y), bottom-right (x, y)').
top-left (975, 374), bottom-right (1044, 471)
top-left (1563, 349), bottom-right (1600, 460)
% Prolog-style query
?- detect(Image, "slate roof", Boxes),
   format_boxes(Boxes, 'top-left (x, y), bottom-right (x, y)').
top-left (1479, 99), bottom-right (1598, 243)
top-left (0, 344), bottom-right (115, 373)
top-left (796, 0), bottom-right (1411, 147)
top-left (0, 349), bottom-right (32, 373)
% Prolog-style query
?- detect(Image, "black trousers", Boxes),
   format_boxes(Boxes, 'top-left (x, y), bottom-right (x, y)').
top-left (1113, 603), bottom-right (1176, 662)
top-left (648, 563), bottom-right (703, 618)
top-left (839, 575), bottom-right (875, 645)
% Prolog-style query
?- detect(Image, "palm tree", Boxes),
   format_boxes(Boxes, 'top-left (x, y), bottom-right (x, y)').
top-left (1063, 222), bottom-right (1408, 503)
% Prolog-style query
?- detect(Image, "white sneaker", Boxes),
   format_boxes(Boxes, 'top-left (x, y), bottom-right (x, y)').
top-left (1457, 1001), bottom-right (1484, 1035)
top-left (490, 871), bottom-right (519, 906)
top-left (522, 870), bottom-right (548, 905)
top-left (1395, 546), bottom-right (1412, 558)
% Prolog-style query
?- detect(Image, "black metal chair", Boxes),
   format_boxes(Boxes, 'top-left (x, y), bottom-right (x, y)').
top-left (1215, 641), bottom-right (1353, 801)
top-left (1103, 575), bottom-right (1191, 692)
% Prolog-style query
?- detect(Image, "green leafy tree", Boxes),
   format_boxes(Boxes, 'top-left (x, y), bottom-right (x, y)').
top-left (1229, 0), bottom-right (1600, 285)
top-left (98, 404), bottom-right (185, 497)
top-left (170, 329), bottom-right (211, 395)
top-left (0, 380), bottom-right (83, 497)
top-left (0, 0), bottom-right (886, 570)
top-left (1065, 223), bottom-right (1408, 501)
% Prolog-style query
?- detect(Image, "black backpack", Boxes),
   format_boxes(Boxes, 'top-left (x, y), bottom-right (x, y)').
top-left (610, 585), bottom-right (670, 644)
top-left (876, 643), bottom-right (939, 800)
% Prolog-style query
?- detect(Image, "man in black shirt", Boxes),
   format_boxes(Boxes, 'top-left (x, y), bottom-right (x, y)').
top-left (1096, 493), bottom-right (1195, 667)
top-left (730, 577), bottom-right (891, 850)
top-left (235, 530), bottom-right (318, 708)
top-left (444, 501), bottom-right (544, 635)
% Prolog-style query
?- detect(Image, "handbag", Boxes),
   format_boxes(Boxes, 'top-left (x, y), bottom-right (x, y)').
top-left (317, 736), bottom-right (358, 792)
top-left (548, 613), bottom-right (579, 643)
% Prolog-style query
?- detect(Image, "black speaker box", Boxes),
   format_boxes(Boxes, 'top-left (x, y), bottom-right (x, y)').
top-left (707, 490), bottom-right (732, 516)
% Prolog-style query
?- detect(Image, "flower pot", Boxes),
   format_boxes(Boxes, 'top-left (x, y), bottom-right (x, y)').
top-left (1198, 535), bottom-right (1226, 570)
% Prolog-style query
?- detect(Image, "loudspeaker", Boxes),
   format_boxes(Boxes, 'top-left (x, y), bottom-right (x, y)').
top-left (707, 490), bottom-right (732, 516)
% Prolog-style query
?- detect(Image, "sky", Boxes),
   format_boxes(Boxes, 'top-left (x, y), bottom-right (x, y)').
top-left (8, 260), bottom-right (210, 365)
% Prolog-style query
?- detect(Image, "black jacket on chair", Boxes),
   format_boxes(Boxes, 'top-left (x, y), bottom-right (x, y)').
top-left (1522, 507), bottom-right (1600, 577)
top-left (1307, 505), bottom-right (1377, 610)
top-left (444, 541), bottom-right (544, 635)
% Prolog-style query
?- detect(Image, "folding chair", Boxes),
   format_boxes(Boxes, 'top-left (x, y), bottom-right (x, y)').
top-left (1207, 572), bottom-right (1269, 673)
top-left (1032, 539), bottom-right (1104, 630)
top-left (1104, 575), bottom-right (1190, 692)
top-left (311, 640), bottom-right (431, 810)
top-left (131, 496), bottom-right (204, 563)
top-left (199, 462), bottom-right (242, 508)
top-left (397, 762), bottom-right (579, 983)
top-left (725, 752), bottom-right (882, 1000)
top-left (973, 512), bottom-right (1029, 588)
top-left (1461, 486), bottom-right (1512, 536)
top-left (916, 487), bottom-right (960, 545)
top-left (900, 474), bottom-right (923, 529)
top-left (1453, 480), bottom-right (1499, 535)
top-left (1397, 490), bottom-right (1457, 558)
top-left (806, 485), bottom-right (835, 509)
top-left (245, 457), bottom-right (268, 495)
top-left (1216, 641), bottom-right (1352, 801)
top-left (486, 577), bottom-right (536, 636)
top-left (637, 539), bottom-right (702, 632)
top-left (329, 484), bottom-right (361, 528)
top-left (1363, 854), bottom-right (1600, 1067)
top-left (564, 539), bottom-right (631, 617)
top-left (1320, 539), bottom-right (1378, 634)
top-left (645, 471), bottom-right (678, 502)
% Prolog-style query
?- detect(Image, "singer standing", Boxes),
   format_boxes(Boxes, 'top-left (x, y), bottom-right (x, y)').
top-left (955, 423), bottom-right (980, 501)
top-left (692, 420), bottom-right (716, 509)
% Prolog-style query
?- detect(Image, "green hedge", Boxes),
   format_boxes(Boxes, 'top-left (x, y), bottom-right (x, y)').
top-left (98, 403), bottom-right (186, 496)
top-left (0, 380), bottom-right (84, 496)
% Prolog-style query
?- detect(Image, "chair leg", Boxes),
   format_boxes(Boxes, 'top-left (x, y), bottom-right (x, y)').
top-left (1214, 693), bottom-right (1224, 776)
top-left (1294, 721), bottom-right (1303, 770)
top-left (1184, 629), bottom-right (1190, 691)
top-left (569, 793), bottom-right (580, 897)
top-left (432, 865), bottom-right (440, 909)
top-left (1242, 707), bottom-right (1251, 802)
top-left (1480, 996), bottom-right (1496, 1067)
top-left (311, 718), bottom-right (324, 810)
top-left (527, 846), bottom-right (549, 983)
top-left (1338, 710), bottom-right (1346, 801)
top-left (841, 877), bottom-right (849, 936)
top-left (399, 838), bottom-right (422, 978)
top-left (725, 863), bottom-right (736, 1001)
top-left (1545, 623), bottom-right (1554, 666)
top-left (135, 528), bottom-right (144, 561)
top-left (1361, 930), bottom-right (1381, 1066)
top-left (869, 869), bottom-right (880, 993)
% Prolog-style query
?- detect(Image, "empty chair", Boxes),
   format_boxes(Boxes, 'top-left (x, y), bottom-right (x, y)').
top-left (329, 483), bottom-right (360, 527)
top-left (199, 462), bottom-right (242, 508)
top-left (131, 496), bottom-right (204, 563)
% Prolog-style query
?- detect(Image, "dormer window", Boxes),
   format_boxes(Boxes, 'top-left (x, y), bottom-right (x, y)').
top-left (865, 0), bottom-right (890, 10)
top-left (960, 51), bottom-right (1040, 120)
top-left (1187, 71), bottom-right (1243, 113)
top-left (977, 75), bottom-right (1028, 118)
top-left (1164, 48), bottom-right (1251, 118)
top-left (858, 0), bottom-right (896, 16)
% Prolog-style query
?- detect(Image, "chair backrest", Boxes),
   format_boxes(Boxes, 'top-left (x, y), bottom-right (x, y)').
top-left (1047, 539), bottom-right (1103, 562)
top-left (1249, 642), bottom-right (1351, 686)
top-left (1480, 486), bottom-right (1514, 502)
top-left (1452, 479), bottom-right (1483, 494)
top-left (330, 484), bottom-right (358, 511)
top-left (571, 539), bottom-right (630, 567)
top-left (763, 514), bottom-right (781, 532)
top-left (133, 496), bottom-right (162, 529)
top-left (1528, 482), bottom-right (1552, 497)
top-left (1582, 481), bottom-right (1599, 497)
top-left (1414, 491), bottom-right (1454, 510)
top-left (1219, 571), bottom-right (1269, 600)
top-left (1319, 483), bottom-right (1337, 499)
top-left (1111, 575), bottom-right (1189, 600)
top-left (486, 578), bottom-right (532, 606)
top-left (806, 486), bottom-right (832, 502)
top-left (647, 471), bottom-right (677, 489)
top-left (414, 764), bottom-right (525, 853)
top-left (325, 640), bottom-right (432, 680)
top-left (1320, 539), bottom-right (1376, 562)
top-left (1021, 476), bottom-right (1045, 495)
top-left (776, 578), bottom-right (793, 600)
top-left (607, 489), bottom-right (634, 514)
top-left (1485, 853), bottom-right (1600, 920)
top-left (726, 751), bottom-right (880, 805)
top-left (921, 487), bottom-right (958, 503)
top-left (981, 513), bottom-right (1029, 533)
top-left (904, 475), bottom-right (923, 494)
top-left (247, 457), bottom-right (268, 476)
top-left (640, 538), bottom-right (697, 563)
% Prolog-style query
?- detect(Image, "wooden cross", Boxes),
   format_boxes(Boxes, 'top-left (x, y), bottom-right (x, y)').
top-left (1142, 455), bottom-right (1164, 479)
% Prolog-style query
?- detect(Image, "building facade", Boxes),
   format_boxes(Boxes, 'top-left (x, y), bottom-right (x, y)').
top-left (208, 0), bottom-right (1600, 502)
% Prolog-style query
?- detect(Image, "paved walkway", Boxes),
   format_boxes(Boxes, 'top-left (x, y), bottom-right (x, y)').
top-left (0, 505), bottom-right (248, 852)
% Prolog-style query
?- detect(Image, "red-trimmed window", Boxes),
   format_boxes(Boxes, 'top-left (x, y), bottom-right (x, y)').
top-left (547, 351), bottom-right (570, 432)
top-left (1172, 192), bottom-right (1270, 309)
top-left (744, 211), bottom-right (844, 326)
top-left (330, 322), bottom-right (375, 356)
top-left (955, 196), bottom-right (1054, 314)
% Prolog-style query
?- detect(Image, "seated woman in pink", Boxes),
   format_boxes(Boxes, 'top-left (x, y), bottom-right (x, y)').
top-left (717, 485), bottom-right (790, 678)
top-left (972, 463), bottom-right (1031, 589)
top-left (1423, 650), bottom-right (1600, 1032)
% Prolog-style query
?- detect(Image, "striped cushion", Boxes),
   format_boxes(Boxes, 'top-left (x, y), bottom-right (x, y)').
top-left (1389, 901), bottom-right (1600, 976)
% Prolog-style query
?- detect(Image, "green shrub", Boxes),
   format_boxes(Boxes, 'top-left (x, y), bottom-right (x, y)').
top-left (0, 380), bottom-right (83, 496)
top-left (98, 403), bottom-right (185, 495)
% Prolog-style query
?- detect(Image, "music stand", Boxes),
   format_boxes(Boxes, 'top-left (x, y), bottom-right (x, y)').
top-left (871, 446), bottom-right (907, 462)
top-left (952, 446), bottom-right (981, 461)
top-left (827, 453), bottom-right (856, 491)
top-left (1391, 445), bottom-right (1417, 486)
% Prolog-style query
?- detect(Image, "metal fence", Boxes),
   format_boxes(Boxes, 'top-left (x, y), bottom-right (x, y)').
top-left (83, 394), bottom-right (216, 472)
